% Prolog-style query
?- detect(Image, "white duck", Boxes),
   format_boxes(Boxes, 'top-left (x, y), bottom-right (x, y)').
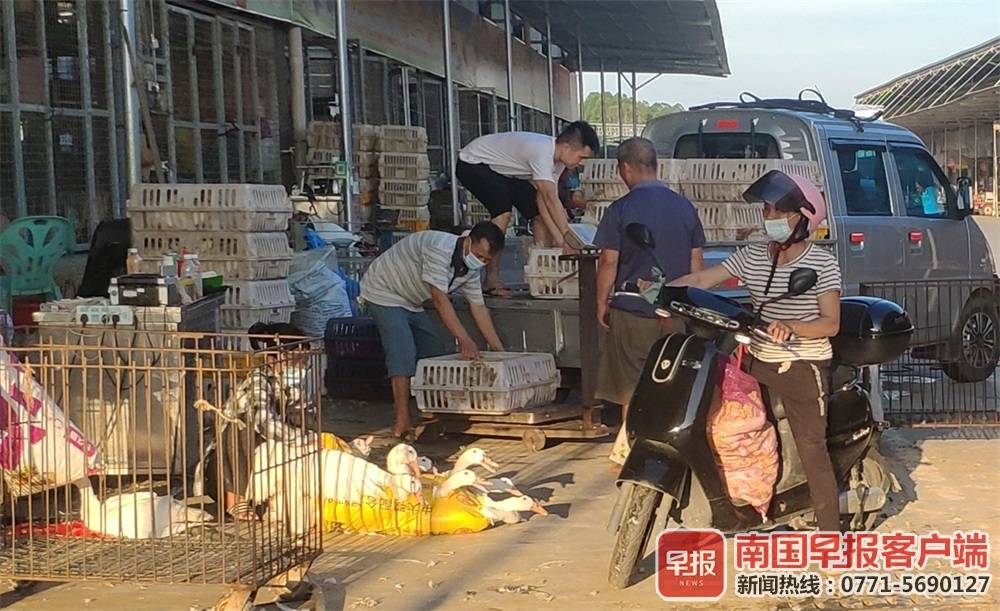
top-left (449, 447), bottom-right (499, 475)
top-left (78, 481), bottom-right (212, 539)
top-left (385, 443), bottom-right (423, 499)
top-left (433, 468), bottom-right (489, 499)
top-left (483, 476), bottom-right (524, 497)
top-left (477, 494), bottom-right (548, 525)
top-left (417, 456), bottom-right (437, 475)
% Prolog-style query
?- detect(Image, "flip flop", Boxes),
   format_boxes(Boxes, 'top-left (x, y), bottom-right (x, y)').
top-left (483, 287), bottom-right (513, 298)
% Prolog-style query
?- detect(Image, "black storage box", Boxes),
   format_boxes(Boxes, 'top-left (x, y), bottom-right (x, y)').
top-left (324, 316), bottom-right (390, 398)
top-left (832, 297), bottom-right (913, 366)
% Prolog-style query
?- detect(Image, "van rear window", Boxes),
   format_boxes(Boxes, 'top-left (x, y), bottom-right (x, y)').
top-left (674, 133), bottom-right (781, 159)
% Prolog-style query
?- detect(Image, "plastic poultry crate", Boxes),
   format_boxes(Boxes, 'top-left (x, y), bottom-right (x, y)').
top-left (377, 153), bottom-right (430, 180)
top-left (584, 182), bottom-right (628, 201)
top-left (411, 352), bottom-right (560, 415)
top-left (378, 191), bottom-right (430, 208)
top-left (134, 231), bottom-right (292, 259)
top-left (681, 159), bottom-right (823, 184)
top-left (379, 179), bottom-right (430, 196)
top-left (223, 279), bottom-right (293, 308)
top-left (129, 184), bottom-right (291, 213)
top-left (382, 205), bottom-right (430, 232)
top-left (324, 316), bottom-right (384, 360)
top-left (129, 209), bottom-right (290, 233)
top-left (377, 125), bottom-right (428, 153)
top-left (220, 303), bottom-right (294, 331)
top-left (581, 200), bottom-right (613, 226)
top-left (138, 256), bottom-right (291, 281)
top-left (524, 248), bottom-right (579, 299)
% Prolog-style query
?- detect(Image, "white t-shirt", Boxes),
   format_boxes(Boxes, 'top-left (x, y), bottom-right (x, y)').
top-left (459, 132), bottom-right (564, 183)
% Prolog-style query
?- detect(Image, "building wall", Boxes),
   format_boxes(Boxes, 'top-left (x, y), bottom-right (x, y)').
top-left (344, 0), bottom-right (574, 118)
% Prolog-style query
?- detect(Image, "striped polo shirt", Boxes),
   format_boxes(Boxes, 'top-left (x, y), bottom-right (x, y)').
top-left (360, 231), bottom-right (484, 312)
top-left (722, 243), bottom-right (842, 363)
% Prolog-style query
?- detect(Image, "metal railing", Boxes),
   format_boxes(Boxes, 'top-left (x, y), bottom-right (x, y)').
top-left (861, 279), bottom-right (1000, 425)
top-left (0, 331), bottom-right (323, 585)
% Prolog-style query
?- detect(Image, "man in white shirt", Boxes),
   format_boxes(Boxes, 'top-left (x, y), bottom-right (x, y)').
top-left (360, 222), bottom-right (506, 438)
top-left (457, 121), bottom-right (600, 295)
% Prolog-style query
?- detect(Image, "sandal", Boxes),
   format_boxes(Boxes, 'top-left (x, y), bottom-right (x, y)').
top-left (227, 500), bottom-right (260, 522)
top-left (483, 287), bottom-right (513, 298)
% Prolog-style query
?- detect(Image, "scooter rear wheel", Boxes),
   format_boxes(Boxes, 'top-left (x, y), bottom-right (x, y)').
top-left (608, 483), bottom-right (662, 589)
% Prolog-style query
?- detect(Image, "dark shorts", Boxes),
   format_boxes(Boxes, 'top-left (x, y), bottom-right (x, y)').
top-left (597, 308), bottom-right (684, 406)
top-left (456, 159), bottom-right (539, 220)
top-left (368, 303), bottom-right (449, 377)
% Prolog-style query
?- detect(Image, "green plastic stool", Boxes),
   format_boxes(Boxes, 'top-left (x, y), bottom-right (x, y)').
top-left (0, 216), bottom-right (74, 308)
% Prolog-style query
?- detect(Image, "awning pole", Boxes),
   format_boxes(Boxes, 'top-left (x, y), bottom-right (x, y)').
top-left (599, 60), bottom-right (606, 158)
top-left (546, 12), bottom-right (555, 136)
top-left (576, 27), bottom-right (584, 121)
top-left (631, 71), bottom-right (637, 137)
top-left (617, 68), bottom-right (622, 146)
top-left (335, 0), bottom-right (354, 229)
top-left (504, 0), bottom-right (515, 130)
top-left (443, 0), bottom-right (460, 225)
top-left (290, 28), bottom-right (308, 170)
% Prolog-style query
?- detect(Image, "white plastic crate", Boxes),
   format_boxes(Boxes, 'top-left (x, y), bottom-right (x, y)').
top-left (377, 125), bottom-right (428, 153)
top-left (221, 304), bottom-right (294, 331)
top-left (411, 352), bottom-right (560, 415)
top-left (223, 279), bottom-right (293, 308)
top-left (581, 159), bottom-right (619, 183)
top-left (137, 257), bottom-right (291, 281)
top-left (379, 191), bottom-right (430, 208)
top-left (465, 200), bottom-right (492, 224)
top-left (377, 152), bottom-right (430, 180)
top-left (130, 209), bottom-right (290, 232)
top-left (378, 179), bottom-right (430, 196)
top-left (130, 184), bottom-right (291, 213)
top-left (134, 231), bottom-right (291, 259)
top-left (731, 203), bottom-right (763, 228)
top-left (695, 202), bottom-right (734, 228)
top-left (703, 227), bottom-right (738, 242)
top-left (682, 159), bottom-right (823, 184)
top-left (354, 124), bottom-right (380, 151)
top-left (657, 159), bottom-right (685, 185)
top-left (524, 247), bottom-right (579, 299)
top-left (355, 151), bottom-right (379, 178)
top-left (584, 182), bottom-right (628, 201)
top-left (582, 200), bottom-right (613, 226)
top-left (306, 149), bottom-right (339, 165)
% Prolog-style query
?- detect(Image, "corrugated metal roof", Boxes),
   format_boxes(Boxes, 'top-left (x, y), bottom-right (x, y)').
top-left (512, 0), bottom-right (730, 76)
top-left (855, 37), bottom-right (1000, 127)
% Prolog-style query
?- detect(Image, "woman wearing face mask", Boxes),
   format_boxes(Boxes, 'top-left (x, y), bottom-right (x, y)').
top-left (670, 170), bottom-right (843, 532)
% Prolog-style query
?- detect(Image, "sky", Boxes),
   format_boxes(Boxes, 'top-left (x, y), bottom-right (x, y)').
top-left (582, 0), bottom-right (1000, 111)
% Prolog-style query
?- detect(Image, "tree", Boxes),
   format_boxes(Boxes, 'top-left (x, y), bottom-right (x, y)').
top-left (582, 92), bottom-right (684, 126)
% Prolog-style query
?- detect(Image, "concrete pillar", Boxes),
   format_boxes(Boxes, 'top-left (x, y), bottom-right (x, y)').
top-left (443, 0), bottom-right (460, 225)
top-left (289, 27), bottom-right (308, 169)
top-left (335, 0), bottom-right (354, 228)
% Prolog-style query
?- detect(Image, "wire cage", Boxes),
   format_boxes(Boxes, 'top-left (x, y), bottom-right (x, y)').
top-left (0, 330), bottom-right (324, 586)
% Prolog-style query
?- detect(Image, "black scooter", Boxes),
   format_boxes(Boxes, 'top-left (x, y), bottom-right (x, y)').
top-left (606, 225), bottom-right (914, 589)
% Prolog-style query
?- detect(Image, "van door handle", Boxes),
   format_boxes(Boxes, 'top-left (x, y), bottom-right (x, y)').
top-left (908, 230), bottom-right (923, 243)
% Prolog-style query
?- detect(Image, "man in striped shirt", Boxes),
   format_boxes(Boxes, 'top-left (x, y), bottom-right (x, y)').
top-left (361, 223), bottom-right (506, 438)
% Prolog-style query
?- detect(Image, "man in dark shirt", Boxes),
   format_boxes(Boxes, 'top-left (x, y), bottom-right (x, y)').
top-left (593, 137), bottom-right (705, 464)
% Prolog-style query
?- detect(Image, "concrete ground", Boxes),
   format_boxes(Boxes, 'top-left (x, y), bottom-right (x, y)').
top-left (2, 399), bottom-right (999, 610)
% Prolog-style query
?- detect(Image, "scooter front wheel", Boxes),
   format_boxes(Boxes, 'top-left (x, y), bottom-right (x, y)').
top-left (608, 482), bottom-right (662, 589)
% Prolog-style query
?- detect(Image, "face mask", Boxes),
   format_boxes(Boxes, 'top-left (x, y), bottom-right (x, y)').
top-left (764, 217), bottom-right (794, 243)
top-left (464, 245), bottom-right (487, 271)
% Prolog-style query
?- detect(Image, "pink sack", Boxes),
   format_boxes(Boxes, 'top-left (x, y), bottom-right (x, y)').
top-left (707, 347), bottom-right (779, 520)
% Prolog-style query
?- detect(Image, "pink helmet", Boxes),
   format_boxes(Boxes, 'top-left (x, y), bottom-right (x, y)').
top-left (743, 170), bottom-right (827, 232)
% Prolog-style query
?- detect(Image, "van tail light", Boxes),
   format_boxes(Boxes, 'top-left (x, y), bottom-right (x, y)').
top-left (909, 230), bottom-right (923, 243)
top-left (849, 232), bottom-right (865, 245)
top-left (715, 119), bottom-right (739, 130)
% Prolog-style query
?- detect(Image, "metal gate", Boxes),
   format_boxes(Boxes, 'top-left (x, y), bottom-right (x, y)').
top-left (862, 279), bottom-right (1000, 425)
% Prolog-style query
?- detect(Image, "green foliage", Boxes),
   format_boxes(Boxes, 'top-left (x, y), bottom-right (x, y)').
top-left (582, 92), bottom-right (684, 126)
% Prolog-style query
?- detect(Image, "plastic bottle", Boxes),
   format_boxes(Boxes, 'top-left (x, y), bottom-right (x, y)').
top-left (161, 254), bottom-right (177, 280)
top-left (126, 248), bottom-right (143, 274)
top-left (180, 254), bottom-right (203, 300)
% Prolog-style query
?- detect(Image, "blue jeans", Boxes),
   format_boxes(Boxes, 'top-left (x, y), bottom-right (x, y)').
top-left (368, 303), bottom-right (449, 377)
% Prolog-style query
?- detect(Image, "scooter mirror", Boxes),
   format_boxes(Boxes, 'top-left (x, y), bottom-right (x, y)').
top-left (787, 268), bottom-right (818, 297)
top-left (625, 223), bottom-right (656, 250)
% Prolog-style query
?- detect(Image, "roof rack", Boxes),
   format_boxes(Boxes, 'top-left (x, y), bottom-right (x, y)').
top-left (689, 89), bottom-right (884, 132)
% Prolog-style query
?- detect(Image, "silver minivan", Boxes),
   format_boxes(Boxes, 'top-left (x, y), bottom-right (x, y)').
top-left (645, 100), bottom-right (998, 381)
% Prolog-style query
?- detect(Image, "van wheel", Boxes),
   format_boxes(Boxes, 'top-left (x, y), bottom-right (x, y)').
top-left (942, 294), bottom-right (1000, 383)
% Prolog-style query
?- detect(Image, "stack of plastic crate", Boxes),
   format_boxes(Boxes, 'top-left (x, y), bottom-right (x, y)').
top-left (377, 125), bottom-right (431, 235)
top-left (580, 159), bottom-right (685, 225)
top-left (129, 184), bottom-right (295, 333)
top-left (677, 159), bottom-right (823, 242)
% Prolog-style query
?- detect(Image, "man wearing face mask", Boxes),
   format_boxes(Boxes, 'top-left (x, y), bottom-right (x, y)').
top-left (361, 222), bottom-right (506, 438)
top-left (594, 137), bottom-right (705, 465)
top-left (671, 170), bottom-right (844, 532)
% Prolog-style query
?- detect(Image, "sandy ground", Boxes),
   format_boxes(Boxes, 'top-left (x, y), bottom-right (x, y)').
top-left (2, 401), bottom-right (998, 610)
